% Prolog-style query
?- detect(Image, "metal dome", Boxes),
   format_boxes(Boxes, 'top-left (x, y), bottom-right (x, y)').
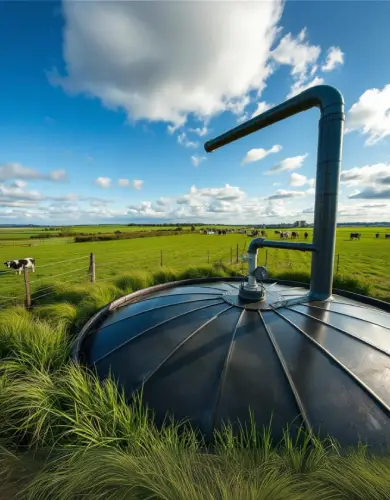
top-left (73, 85), bottom-right (390, 450)
top-left (73, 278), bottom-right (390, 449)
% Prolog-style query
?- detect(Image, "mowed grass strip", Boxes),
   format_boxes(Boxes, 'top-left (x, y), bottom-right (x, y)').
top-left (0, 227), bottom-right (389, 304)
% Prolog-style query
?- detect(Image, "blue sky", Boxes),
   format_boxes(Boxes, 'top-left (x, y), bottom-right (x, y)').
top-left (1, 0), bottom-right (390, 225)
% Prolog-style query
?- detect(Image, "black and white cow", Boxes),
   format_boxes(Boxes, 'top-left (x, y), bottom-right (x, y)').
top-left (4, 257), bottom-right (35, 275)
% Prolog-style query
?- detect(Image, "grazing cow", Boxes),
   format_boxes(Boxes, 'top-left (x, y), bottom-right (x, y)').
top-left (275, 230), bottom-right (280, 234)
top-left (280, 231), bottom-right (290, 240)
top-left (386, 234), bottom-right (390, 239)
top-left (376, 233), bottom-right (380, 239)
top-left (291, 231), bottom-right (299, 239)
top-left (304, 232), bottom-right (309, 239)
top-left (260, 230), bottom-right (267, 237)
top-left (4, 257), bottom-right (35, 275)
top-left (350, 232), bottom-right (361, 240)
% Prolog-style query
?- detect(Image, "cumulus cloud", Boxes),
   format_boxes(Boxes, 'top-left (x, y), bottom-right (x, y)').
top-left (133, 180), bottom-right (144, 190)
top-left (287, 75), bottom-right (325, 99)
top-left (290, 172), bottom-right (315, 188)
top-left (266, 188), bottom-right (311, 200)
top-left (0, 163), bottom-right (68, 182)
top-left (10, 180), bottom-right (28, 189)
top-left (242, 144), bottom-right (282, 165)
top-left (290, 173), bottom-right (307, 187)
top-left (340, 163), bottom-right (390, 187)
top-left (95, 177), bottom-right (112, 188)
top-left (271, 28), bottom-right (320, 80)
top-left (321, 46), bottom-right (344, 72)
top-left (191, 155), bottom-right (206, 168)
top-left (251, 101), bottom-right (272, 118)
top-left (266, 153), bottom-right (308, 175)
top-left (53, 1), bottom-right (283, 127)
top-left (177, 132), bottom-right (198, 148)
top-left (346, 85), bottom-right (390, 145)
top-left (349, 187), bottom-right (390, 200)
top-left (118, 178), bottom-right (130, 187)
top-left (189, 126), bottom-right (208, 137)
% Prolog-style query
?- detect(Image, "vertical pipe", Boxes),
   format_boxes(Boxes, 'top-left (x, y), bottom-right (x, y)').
top-left (310, 110), bottom-right (344, 300)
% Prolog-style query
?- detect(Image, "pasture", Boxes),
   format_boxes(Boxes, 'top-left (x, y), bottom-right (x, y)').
top-left (0, 225), bottom-right (389, 306)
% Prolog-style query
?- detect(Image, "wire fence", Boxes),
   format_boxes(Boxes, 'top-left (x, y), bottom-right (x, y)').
top-left (0, 245), bottom-right (352, 310)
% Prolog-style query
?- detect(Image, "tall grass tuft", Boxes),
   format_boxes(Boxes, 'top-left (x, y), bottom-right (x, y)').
top-left (0, 313), bottom-right (69, 373)
top-left (178, 264), bottom-right (227, 280)
top-left (114, 271), bottom-right (153, 294)
top-left (151, 266), bottom-right (178, 285)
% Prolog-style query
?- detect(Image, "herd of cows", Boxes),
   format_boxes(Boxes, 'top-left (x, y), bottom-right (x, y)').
top-left (2, 230), bottom-right (390, 276)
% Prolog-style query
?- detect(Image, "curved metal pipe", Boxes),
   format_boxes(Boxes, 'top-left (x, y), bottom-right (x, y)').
top-left (204, 85), bottom-right (345, 301)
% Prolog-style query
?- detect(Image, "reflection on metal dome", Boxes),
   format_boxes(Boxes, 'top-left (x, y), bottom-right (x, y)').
top-left (73, 278), bottom-right (390, 450)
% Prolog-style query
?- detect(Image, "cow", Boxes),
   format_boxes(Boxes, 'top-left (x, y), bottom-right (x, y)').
top-left (260, 230), bottom-right (267, 237)
top-left (275, 230), bottom-right (280, 234)
top-left (4, 257), bottom-right (35, 275)
top-left (350, 232), bottom-right (361, 240)
top-left (304, 232), bottom-right (309, 240)
top-left (280, 231), bottom-right (290, 240)
top-left (386, 234), bottom-right (390, 239)
top-left (291, 231), bottom-right (299, 239)
top-left (376, 233), bottom-right (380, 239)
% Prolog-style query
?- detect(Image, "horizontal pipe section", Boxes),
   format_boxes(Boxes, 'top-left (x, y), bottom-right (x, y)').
top-left (204, 85), bottom-right (343, 153)
top-left (247, 238), bottom-right (316, 254)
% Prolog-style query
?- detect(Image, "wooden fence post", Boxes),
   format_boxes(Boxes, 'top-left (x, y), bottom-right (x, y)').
top-left (90, 253), bottom-right (96, 283)
top-left (236, 244), bottom-right (239, 264)
top-left (160, 249), bottom-right (163, 267)
top-left (24, 268), bottom-right (31, 309)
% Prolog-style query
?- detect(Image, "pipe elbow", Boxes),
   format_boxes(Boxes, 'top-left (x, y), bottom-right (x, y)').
top-left (247, 238), bottom-right (265, 253)
top-left (300, 85), bottom-right (344, 117)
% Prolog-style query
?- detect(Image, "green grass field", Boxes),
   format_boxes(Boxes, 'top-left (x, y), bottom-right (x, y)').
top-left (1, 225), bottom-right (389, 305)
top-left (1, 267), bottom-right (390, 499)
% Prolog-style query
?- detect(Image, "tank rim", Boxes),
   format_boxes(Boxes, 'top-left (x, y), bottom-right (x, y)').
top-left (71, 276), bottom-right (390, 361)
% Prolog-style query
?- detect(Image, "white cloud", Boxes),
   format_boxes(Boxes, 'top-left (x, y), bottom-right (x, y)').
top-left (95, 177), bottom-right (112, 188)
top-left (189, 126), bottom-right (208, 137)
top-left (0, 163), bottom-right (67, 182)
top-left (266, 188), bottom-right (312, 200)
top-left (177, 132), bottom-right (199, 148)
top-left (133, 180), bottom-right (144, 190)
top-left (346, 85), bottom-right (390, 145)
top-left (11, 179), bottom-right (28, 189)
top-left (340, 163), bottom-right (390, 187)
top-left (118, 178), bottom-right (130, 187)
top-left (53, 1), bottom-right (283, 127)
top-left (287, 75), bottom-right (325, 99)
top-left (271, 28), bottom-right (320, 80)
top-left (290, 172), bottom-right (307, 187)
top-left (321, 46), bottom-right (344, 72)
top-left (251, 101), bottom-right (272, 118)
top-left (266, 153), bottom-right (308, 175)
top-left (273, 182), bottom-right (281, 187)
top-left (290, 173), bottom-right (316, 188)
top-left (242, 144), bottom-right (282, 165)
top-left (349, 187), bottom-right (390, 200)
top-left (191, 155), bottom-right (206, 168)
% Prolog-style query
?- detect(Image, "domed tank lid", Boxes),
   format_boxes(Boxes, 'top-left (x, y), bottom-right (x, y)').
top-left (74, 276), bottom-right (390, 450)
